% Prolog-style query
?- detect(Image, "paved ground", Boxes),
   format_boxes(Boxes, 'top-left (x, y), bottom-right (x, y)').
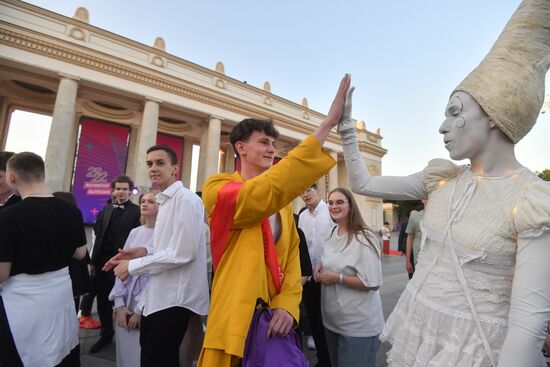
top-left (81, 234), bottom-right (408, 367)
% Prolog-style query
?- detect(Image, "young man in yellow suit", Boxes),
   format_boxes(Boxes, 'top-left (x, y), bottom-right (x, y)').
top-left (198, 75), bottom-right (351, 366)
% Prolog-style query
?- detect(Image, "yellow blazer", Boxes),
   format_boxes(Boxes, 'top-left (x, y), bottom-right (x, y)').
top-left (201, 135), bottom-right (335, 357)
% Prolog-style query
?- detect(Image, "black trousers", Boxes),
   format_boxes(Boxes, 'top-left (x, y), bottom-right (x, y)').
top-left (80, 291), bottom-right (95, 317)
top-left (140, 306), bottom-right (192, 367)
top-left (95, 265), bottom-right (115, 337)
top-left (408, 251), bottom-right (416, 280)
top-left (0, 296), bottom-right (23, 367)
top-left (303, 281), bottom-right (332, 367)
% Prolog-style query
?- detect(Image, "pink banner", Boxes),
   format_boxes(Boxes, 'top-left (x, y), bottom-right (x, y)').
top-left (156, 133), bottom-right (184, 178)
top-left (72, 118), bottom-right (130, 224)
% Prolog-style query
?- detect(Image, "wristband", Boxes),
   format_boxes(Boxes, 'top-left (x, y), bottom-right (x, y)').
top-left (339, 273), bottom-right (343, 285)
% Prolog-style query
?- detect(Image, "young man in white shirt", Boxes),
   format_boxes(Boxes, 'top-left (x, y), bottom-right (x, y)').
top-left (298, 183), bottom-right (333, 366)
top-left (109, 144), bottom-right (209, 367)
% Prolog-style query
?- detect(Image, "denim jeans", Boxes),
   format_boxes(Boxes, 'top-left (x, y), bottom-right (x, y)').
top-left (324, 327), bottom-right (380, 367)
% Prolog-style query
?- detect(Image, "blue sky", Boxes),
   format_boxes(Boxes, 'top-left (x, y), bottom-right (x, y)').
top-left (20, 0), bottom-right (550, 175)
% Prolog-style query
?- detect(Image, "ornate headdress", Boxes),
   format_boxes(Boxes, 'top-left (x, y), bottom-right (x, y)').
top-left (453, 0), bottom-right (550, 143)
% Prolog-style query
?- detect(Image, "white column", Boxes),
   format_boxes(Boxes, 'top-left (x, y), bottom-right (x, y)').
top-left (182, 136), bottom-right (193, 188)
top-left (134, 98), bottom-right (160, 194)
top-left (204, 115), bottom-right (222, 180)
top-left (317, 175), bottom-right (327, 201)
top-left (45, 76), bottom-right (78, 192)
top-left (292, 196), bottom-right (304, 215)
top-left (0, 97), bottom-right (8, 148)
top-left (328, 151), bottom-right (338, 192)
top-left (224, 145), bottom-right (235, 173)
top-left (196, 124), bottom-right (208, 191)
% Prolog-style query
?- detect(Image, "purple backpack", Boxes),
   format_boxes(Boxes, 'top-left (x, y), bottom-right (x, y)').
top-left (242, 300), bottom-right (308, 367)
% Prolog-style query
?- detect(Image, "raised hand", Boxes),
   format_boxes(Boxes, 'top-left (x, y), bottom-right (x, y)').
top-left (324, 74), bottom-right (351, 129)
top-left (337, 86), bottom-right (355, 133)
top-left (312, 74), bottom-right (351, 144)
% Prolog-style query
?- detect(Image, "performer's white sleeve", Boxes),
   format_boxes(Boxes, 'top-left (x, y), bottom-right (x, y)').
top-left (340, 128), bottom-right (427, 200)
top-left (498, 229), bottom-right (550, 367)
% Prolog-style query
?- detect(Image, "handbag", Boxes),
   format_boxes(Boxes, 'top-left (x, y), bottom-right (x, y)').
top-left (242, 299), bottom-right (308, 367)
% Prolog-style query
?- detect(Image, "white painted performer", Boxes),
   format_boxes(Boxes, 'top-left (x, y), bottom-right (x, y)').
top-left (336, 1), bottom-right (550, 366)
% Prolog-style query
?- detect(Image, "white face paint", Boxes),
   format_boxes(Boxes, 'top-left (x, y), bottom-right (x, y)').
top-left (439, 91), bottom-right (494, 161)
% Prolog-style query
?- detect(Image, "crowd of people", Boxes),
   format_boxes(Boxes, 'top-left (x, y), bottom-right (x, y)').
top-left (1, 1), bottom-right (550, 366)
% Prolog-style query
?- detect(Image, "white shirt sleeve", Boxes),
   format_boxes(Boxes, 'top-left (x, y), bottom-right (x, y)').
top-left (340, 128), bottom-right (427, 200)
top-left (498, 230), bottom-right (550, 367)
top-left (128, 198), bottom-right (205, 276)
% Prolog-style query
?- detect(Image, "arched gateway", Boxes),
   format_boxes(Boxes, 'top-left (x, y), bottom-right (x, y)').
top-left (0, 0), bottom-right (387, 227)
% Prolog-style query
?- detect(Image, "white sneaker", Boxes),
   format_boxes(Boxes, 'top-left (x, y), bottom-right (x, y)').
top-left (307, 336), bottom-right (316, 350)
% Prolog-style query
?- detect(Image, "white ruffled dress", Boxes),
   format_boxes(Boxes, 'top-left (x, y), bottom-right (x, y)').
top-left (379, 159), bottom-right (550, 367)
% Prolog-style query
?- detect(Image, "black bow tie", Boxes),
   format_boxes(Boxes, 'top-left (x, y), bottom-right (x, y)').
top-left (113, 204), bottom-right (125, 209)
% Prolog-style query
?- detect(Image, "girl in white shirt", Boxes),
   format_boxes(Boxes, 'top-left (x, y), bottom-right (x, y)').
top-left (108, 190), bottom-right (158, 367)
top-left (314, 187), bottom-right (384, 367)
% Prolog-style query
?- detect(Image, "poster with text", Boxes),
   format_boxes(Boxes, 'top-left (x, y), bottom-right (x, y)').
top-left (72, 118), bottom-right (130, 225)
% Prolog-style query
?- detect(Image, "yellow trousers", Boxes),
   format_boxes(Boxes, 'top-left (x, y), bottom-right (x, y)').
top-left (197, 348), bottom-right (241, 367)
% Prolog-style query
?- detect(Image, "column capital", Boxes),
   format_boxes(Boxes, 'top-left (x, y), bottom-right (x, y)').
top-left (208, 114), bottom-right (224, 122)
top-left (144, 96), bottom-right (163, 104)
top-left (58, 72), bottom-right (80, 81)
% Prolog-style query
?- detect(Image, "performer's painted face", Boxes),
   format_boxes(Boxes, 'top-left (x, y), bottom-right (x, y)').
top-left (439, 91), bottom-right (494, 161)
top-left (236, 130), bottom-right (276, 172)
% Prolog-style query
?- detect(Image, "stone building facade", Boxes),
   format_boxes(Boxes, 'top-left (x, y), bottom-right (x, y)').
top-left (0, 0), bottom-right (387, 228)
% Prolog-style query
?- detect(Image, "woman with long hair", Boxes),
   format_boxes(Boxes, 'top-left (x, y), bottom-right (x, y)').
top-left (314, 187), bottom-right (384, 367)
top-left (108, 190), bottom-right (159, 367)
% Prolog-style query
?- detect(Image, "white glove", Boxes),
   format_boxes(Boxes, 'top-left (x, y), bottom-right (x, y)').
top-left (337, 86), bottom-right (355, 133)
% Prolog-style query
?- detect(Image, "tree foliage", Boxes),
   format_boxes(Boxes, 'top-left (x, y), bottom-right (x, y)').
top-left (537, 169), bottom-right (550, 181)
top-left (386, 199), bottom-right (424, 221)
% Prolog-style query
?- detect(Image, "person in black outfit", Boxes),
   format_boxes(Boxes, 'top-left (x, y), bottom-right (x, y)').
top-left (88, 175), bottom-right (141, 353)
top-left (0, 151), bottom-right (23, 367)
top-left (52, 192), bottom-right (92, 311)
top-left (0, 151), bottom-right (21, 209)
top-left (295, 214), bottom-right (332, 367)
top-left (397, 216), bottom-right (409, 255)
top-left (0, 152), bottom-right (87, 367)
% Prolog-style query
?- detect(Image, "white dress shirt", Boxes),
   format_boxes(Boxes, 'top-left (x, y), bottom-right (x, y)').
top-left (298, 200), bottom-right (334, 266)
top-left (128, 181), bottom-right (209, 316)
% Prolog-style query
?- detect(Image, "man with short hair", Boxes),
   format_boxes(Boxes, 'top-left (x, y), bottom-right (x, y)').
top-left (0, 151), bottom-right (20, 209)
top-left (89, 175), bottom-right (141, 353)
top-left (109, 144), bottom-right (209, 367)
top-left (298, 184), bottom-right (332, 365)
top-left (299, 184), bottom-right (333, 268)
top-left (198, 74), bottom-right (350, 366)
top-left (0, 152), bottom-right (87, 366)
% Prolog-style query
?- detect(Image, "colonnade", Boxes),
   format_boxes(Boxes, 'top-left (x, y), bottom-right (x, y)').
top-left (42, 76), bottom-right (339, 195)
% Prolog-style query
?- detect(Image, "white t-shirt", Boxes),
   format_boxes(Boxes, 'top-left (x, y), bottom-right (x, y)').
top-left (321, 227), bottom-right (384, 337)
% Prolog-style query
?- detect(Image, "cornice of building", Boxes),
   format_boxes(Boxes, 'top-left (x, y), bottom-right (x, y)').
top-left (0, 1), bottom-right (387, 158)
